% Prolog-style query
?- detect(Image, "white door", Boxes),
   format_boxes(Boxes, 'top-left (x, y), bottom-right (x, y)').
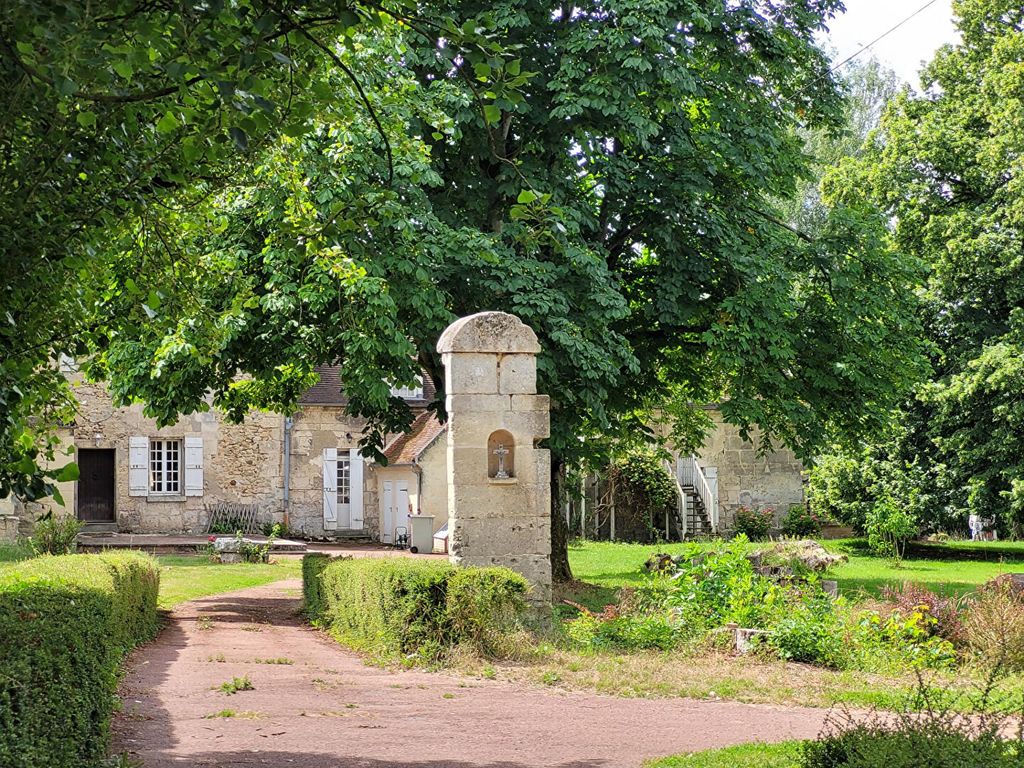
top-left (381, 480), bottom-right (410, 544)
top-left (336, 454), bottom-right (351, 529)
top-left (323, 448), bottom-right (338, 531)
top-left (383, 481), bottom-right (393, 543)
top-left (704, 466), bottom-right (719, 529)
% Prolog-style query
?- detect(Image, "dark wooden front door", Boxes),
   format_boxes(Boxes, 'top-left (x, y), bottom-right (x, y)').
top-left (77, 449), bottom-right (116, 522)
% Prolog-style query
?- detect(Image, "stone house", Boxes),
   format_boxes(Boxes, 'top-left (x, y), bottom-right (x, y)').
top-left (579, 407), bottom-right (806, 540)
top-left (18, 367), bottom-right (451, 544)
top-left (13, 363), bottom-right (802, 545)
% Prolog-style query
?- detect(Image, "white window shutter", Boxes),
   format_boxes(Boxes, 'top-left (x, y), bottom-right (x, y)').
top-left (349, 448), bottom-right (364, 528)
top-left (322, 448), bottom-right (338, 527)
top-left (184, 436), bottom-right (204, 496)
top-left (128, 436), bottom-right (149, 497)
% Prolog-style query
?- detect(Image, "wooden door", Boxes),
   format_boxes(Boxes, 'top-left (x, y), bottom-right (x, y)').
top-left (77, 449), bottom-right (116, 522)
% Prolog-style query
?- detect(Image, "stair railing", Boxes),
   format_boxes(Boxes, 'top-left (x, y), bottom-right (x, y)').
top-left (676, 455), bottom-right (718, 534)
top-left (664, 460), bottom-right (687, 539)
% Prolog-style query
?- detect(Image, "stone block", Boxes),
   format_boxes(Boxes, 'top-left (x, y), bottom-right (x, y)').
top-left (437, 312), bottom-right (541, 355)
top-left (510, 394), bottom-right (550, 412)
top-left (0, 515), bottom-right (17, 544)
top-left (444, 353), bottom-right (498, 394)
top-left (498, 354), bottom-right (537, 395)
top-left (446, 393), bottom-right (511, 414)
top-left (500, 411), bottom-right (550, 441)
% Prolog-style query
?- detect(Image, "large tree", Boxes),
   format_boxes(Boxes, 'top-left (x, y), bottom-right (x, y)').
top-left (83, 1), bottom-right (926, 579)
top-left (811, 0), bottom-right (1024, 534)
top-left (0, 0), bottom-right (506, 500)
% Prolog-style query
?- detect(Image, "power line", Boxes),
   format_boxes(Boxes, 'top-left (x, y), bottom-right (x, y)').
top-left (827, 0), bottom-right (943, 76)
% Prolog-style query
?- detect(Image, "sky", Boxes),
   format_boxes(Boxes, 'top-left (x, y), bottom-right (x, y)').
top-left (822, 0), bottom-right (960, 88)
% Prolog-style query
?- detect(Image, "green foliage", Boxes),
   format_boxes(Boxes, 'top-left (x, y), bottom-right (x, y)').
top-left (218, 675), bottom-right (254, 695)
top-left (304, 556), bottom-right (528, 660)
top-left (865, 496), bottom-right (918, 562)
top-left (0, 552), bottom-right (160, 768)
top-left (648, 742), bottom-right (801, 768)
top-left (781, 505), bottom-right (825, 538)
top-left (566, 539), bottom-right (957, 672)
top-left (301, 553), bottom-right (332, 621)
top-left (803, 696), bottom-right (1024, 768)
top-left (819, 0), bottom-right (1024, 537)
top-left (608, 448), bottom-right (677, 541)
top-left (29, 0), bottom-right (928, 586)
top-left (732, 506), bottom-right (775, 541)
top-left (0, 0), bottom-right (507, 498)
top-left (769, 592), bottom-right (846, 667)
top-left (962, 576), bottom-right (1024, 672)
top-left (29, 514), bottom-right (83, 555)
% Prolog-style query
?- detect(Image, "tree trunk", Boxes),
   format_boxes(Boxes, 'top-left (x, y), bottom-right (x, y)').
top-left (550, 456), bottom-right (573, 583)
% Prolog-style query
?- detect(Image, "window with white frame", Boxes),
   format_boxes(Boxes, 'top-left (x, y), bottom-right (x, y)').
top-left (337, 455), bottom-right (351, 506)
top-left (149, 439), bottom-right (182, 494)
top-left (389, 376), bottom-right (424, 400)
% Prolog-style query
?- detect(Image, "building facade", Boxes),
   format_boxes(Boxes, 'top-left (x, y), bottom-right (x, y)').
top-left (19, 368), bottom-right (449, 544)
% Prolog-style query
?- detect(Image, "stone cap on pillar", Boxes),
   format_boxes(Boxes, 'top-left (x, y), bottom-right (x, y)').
top-left (437, 312), bottom-right (541, 355)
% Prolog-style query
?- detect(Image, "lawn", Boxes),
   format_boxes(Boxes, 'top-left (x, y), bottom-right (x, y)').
top-left (567, 538), bottom-right (1024, 600)
top-left (156, 554), bottom-right (302, 608)
top-left (647, 742), bottom-right (801, 768)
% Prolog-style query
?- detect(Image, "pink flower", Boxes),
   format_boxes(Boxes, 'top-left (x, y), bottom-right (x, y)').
top-left (208, 536), bottom-right (216, 542)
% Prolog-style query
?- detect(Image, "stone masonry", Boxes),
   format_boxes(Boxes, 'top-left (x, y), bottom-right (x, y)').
top-left (438, 312), bottom-right (552, 603)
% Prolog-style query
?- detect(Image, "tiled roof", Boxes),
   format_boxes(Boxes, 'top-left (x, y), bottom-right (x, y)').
top-left (381, 411), bottom-right (447, 465)
top-left (299, 365), bottom-right (437, 407)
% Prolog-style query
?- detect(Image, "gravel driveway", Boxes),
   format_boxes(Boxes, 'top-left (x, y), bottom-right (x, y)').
top-left (112, 580), bottom-right (828, 767)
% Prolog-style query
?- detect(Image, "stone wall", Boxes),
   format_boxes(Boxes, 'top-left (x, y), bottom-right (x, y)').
top-left (26, 377), bottom-right (379, 538)
top-left (697, 408), bottom-right (806, 529)
top-left (416, 436), bottom-right (448, 524)
top-left (24, 378), bottom-right (283, 533)
top-left (285, 406), bottom-right (376, 539)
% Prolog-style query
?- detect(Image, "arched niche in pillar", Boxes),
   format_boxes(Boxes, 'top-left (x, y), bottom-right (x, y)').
top-left (487, 430), bottom-right (515, 480)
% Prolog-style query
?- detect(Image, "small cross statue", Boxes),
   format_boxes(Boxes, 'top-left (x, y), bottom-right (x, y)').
top-left (493, 443), bottom-right (510, 479)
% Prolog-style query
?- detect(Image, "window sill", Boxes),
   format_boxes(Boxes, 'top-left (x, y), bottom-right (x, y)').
top-left (488, 477), bottom-right (518, 485)
top-left (145, 495), bottom-right (187, 503)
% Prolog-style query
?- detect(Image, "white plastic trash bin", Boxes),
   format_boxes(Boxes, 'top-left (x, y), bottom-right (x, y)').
top-left (409, 515), bottom-right (435, 554)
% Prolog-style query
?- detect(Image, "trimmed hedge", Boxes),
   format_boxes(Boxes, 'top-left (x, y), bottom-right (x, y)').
top-left (0, 552), bottom-right (160, 768)
top-left (303, 554), bottom-right (528, 658)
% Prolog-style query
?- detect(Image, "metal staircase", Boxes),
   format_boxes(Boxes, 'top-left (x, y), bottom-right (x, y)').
top-left (675, 455), bottom-right (717, 538)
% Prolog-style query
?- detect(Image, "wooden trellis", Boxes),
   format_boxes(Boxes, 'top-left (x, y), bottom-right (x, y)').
top-left (204, 502), bottom-right (266, 535)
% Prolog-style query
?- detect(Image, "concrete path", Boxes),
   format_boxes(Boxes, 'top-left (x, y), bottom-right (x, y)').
top-left (112, 581), bottom-right (829, 767)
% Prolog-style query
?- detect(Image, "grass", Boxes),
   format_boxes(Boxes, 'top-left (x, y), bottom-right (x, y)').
top-left (0, 541), bottom-right (33, 563)
top-left (156, 554), bottom-right (302, 608)
top-left (217, 675), bottom-right (254, 694)
top-left (567, 538), bottom-right (1024, 601)
top-left (487, 538), bottom-right (1024, 711)
top-left (647, 742), bottom-right (801, 768)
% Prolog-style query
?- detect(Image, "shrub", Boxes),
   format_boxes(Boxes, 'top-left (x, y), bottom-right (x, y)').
top-left (732, 506), bottom-right (774, 540)
top-left (607, 448), bottom-right (677, 541)
top-left (879, 582), bottom-right (964, 644)
top-left (0, 552), bottom-right (160, 768)
top-left (301, 552), bottom-right (333, 620)
top-left (304, 556), bottom-right (528, 660)
top-left (865, 495), bottom-right (917, 562)
top-left (963, 575), bottom-right (1024, 671)
top-left (30, 514), bottom-right (83, 555)
top-left (803, 694), bottom-right (1024, 768)
top-left (780, 505), bottom-right (824, 537)
top-left (768, 593), bottom-right (847, 667)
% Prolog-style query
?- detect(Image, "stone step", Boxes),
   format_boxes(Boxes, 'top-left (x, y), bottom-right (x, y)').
top-left (80, 522), bottom-right (118, 534)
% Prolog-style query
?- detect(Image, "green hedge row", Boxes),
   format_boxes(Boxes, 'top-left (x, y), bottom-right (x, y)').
top-left (303, 554), bottom-right (528, 659)
top-left (0, 552), bottom-right (161, 768)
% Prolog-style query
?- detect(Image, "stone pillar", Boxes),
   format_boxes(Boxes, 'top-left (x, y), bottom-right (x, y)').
top-left (437, 312), bottom-right (552, 602)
